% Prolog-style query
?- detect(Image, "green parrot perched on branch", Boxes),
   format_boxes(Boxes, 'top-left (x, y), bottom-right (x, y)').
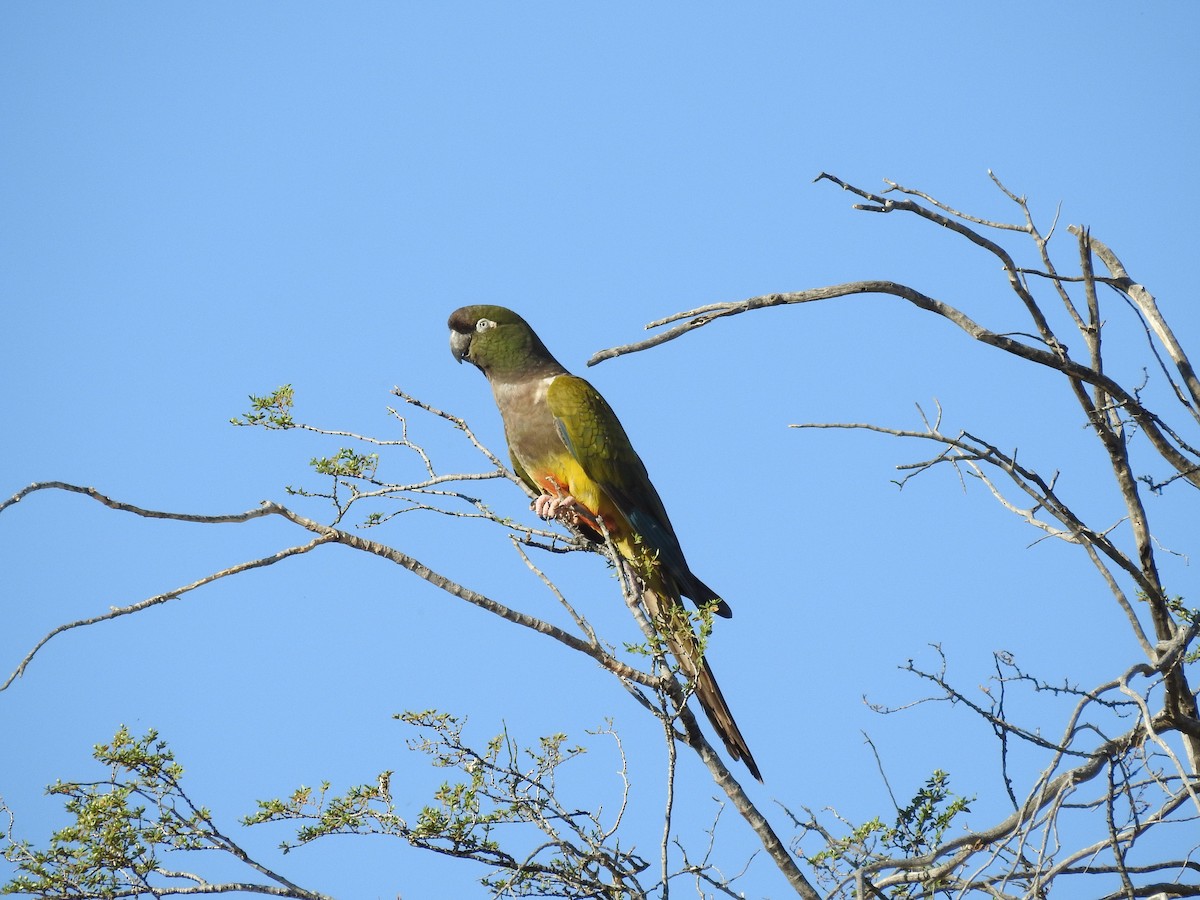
top-left (449, 305), bottom-right (761, 782)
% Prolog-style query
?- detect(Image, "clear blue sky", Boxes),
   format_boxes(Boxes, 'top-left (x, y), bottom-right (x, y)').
top-left (2, 4), bottom-right (1197, 897)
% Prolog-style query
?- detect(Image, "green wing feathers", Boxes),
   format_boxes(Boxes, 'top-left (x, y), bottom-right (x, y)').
top-left (546, 376), bottom-right (731, 618)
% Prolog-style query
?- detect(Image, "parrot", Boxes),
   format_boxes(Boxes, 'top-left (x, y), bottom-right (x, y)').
top-left (448, 304), bottom-right (761, 782)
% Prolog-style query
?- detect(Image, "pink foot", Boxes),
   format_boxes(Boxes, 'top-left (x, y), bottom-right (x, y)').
top-left (534, 493), bottom-right (578, 522)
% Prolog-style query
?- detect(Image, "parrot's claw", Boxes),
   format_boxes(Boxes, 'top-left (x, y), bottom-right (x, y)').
top-left (534, 493), bottom-right (579, 523)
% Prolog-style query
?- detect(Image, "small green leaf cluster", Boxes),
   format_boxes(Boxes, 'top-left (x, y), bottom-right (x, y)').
top-left (1164, 595), bottom-right (1200, 663)
top-left (805, 770), bottom-right (973, 898)
top-left (231, 384), bottom-right (296, 429)
top-left (309, 448), bottom-right (379, 480)
top-left (805, 815), bottom-right (890, 874)
top-left (243, 778), bottom-right (405, 851)
top-left (2, 726), bottom-right (213, 896)
top-left (248, 710), bottom-right (644, 897)
top-left (889, 770), bottom-right (972, 857)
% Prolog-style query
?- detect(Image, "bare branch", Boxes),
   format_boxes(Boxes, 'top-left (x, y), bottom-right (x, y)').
top-left (792, 419), bottom-right (1160, 658)
top-left (590, 180), bottom-right (1200, 500)
top-left (3, 523), bottom-right (334, 691)
top-left (880, 175), bottom-right (1029, 231)
top-left (0, 482), bottom-right (658, 695)
top-left (1073, 226), bottom-right (1200, 418)
top-left (2, 481), bottom-right (278, 521)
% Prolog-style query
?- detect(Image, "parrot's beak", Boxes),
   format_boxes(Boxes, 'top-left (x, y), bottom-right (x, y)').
top-left (449, 330), bottom-right (471, 364)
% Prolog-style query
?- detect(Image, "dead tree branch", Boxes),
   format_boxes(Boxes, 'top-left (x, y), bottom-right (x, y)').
top-left (595, 172), bottom-right (1200, 898)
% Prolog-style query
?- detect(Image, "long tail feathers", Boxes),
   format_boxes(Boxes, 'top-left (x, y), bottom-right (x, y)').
top-left (651, 598), bottom-right (761, 782)
top-left (691, 653), bottom-right (763, 782)
top-left (635, 579), bottom-right (760, 781)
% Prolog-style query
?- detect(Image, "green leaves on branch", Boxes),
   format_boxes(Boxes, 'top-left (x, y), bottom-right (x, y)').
top-left (1163, 595), bottom-right (1200, 664)
top-left (623, 594), bottom-right (717, 674)
top-left (231, 384), bottom-right (296, 429)
top-left (3, 717), bottom-right (641, 899)
top-left (243, 779), bottom-right (404, 850)
top-left (249, 710), bottom-right (648, 897)
top-left (803, 769), bottom-right (973, 896)
top-left (4, 727), bottom-right (219, 897)
top-left (310, 448), bottom-right (378, 480)
top-left (889, 770), bottom-right (972, 857)
top-left (231, 385), bottom-right (383, 501)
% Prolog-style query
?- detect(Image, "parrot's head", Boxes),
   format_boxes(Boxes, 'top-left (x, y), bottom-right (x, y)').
top-left (448, 305), bottom-right (565, 381)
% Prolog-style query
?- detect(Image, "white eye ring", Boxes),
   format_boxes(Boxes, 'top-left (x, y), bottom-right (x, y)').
top-left (476, 318), bottom-right (497, 332)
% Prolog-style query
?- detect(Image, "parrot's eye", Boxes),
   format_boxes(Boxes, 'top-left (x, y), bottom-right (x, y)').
top-left (476, 318), bottom-right (497, 332)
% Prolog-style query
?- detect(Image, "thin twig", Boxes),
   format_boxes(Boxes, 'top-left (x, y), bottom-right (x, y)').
top-left (3, 533), bottom-right (335, 690)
